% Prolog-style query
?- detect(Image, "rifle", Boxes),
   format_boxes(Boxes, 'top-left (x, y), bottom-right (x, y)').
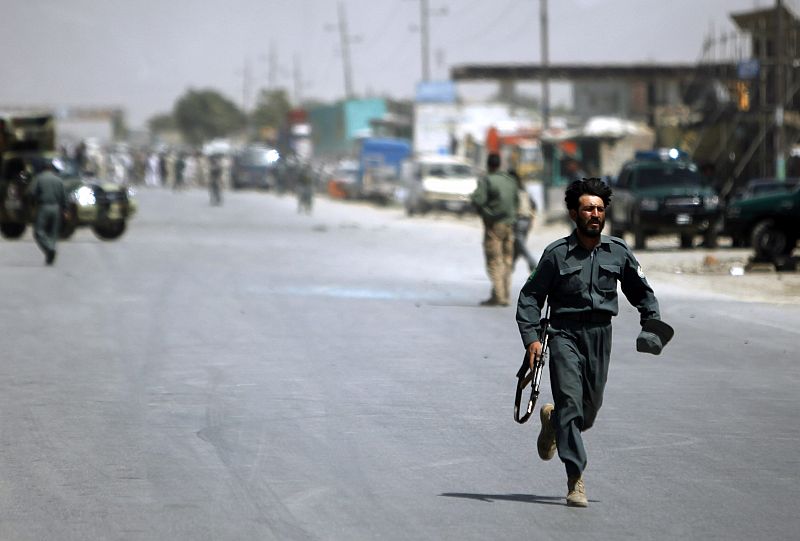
top-left (514, 308), bottom-right (550, 424)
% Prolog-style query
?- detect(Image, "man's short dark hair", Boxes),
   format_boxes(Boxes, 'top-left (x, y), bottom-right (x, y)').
top-left (486, 153), bottom-right (501, 171)
top-left (564, 177), bottom-right (612, 211)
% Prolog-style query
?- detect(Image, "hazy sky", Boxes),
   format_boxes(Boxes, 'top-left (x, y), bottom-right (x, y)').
top-left (1, 0), bottom-right (789, 129)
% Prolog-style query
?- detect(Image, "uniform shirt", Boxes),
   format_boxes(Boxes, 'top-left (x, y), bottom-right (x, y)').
top-left (470, 171), bottom-right (518, 225)
top-left (517, 230), bottom-right (660, 347)
top-left (29, 170), bottom-right (66, 207)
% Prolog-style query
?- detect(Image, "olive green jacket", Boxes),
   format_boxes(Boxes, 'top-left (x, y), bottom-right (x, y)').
top-left (470, 171), bottom-right (518, 225)
top-left (28, 171), bottom-right (66, 208)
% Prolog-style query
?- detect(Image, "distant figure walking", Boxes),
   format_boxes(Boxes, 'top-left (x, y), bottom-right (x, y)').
top-left (28, 160), bottom-right (66, 265)
top-left (209, 154), bottom-right (224, 206)
top-left (296, 162), bottom-right (314, 214)
top-left (145, 152), bottom-right (161, 187)
top-left (509, 169), bottom-right (538, 272)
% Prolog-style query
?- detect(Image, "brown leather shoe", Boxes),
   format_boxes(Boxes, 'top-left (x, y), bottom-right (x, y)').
top-left (537, 403), bottom-right (557, 460)
top-left (567, 476), bottom-right (588, 507)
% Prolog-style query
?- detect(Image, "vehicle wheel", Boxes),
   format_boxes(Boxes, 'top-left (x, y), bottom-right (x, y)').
top-left (59, 207), bottom-right (77, 239)
top-left (608, 221), bottom-right (623, 239)
top-left (630, 211), bottom-right (646, 249)
top-left (634, 229), bottom-right (646, 250)
top-left (702, 227), bottom-right (719, 249)
top-left (679, 233), bottom-right (694, 249)
top-left (92, 220), bottom-right (127, 241)
top-left (0, 222), bottom-right (26, 239)
top-left (751, 219), bottom-right (791, 259)
top-left (59, 220), bottom-right (77, 239)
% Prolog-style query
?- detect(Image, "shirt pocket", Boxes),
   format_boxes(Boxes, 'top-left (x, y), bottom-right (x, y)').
top-left (557, 265), bottom-right (584, 295)
top-left (598, 264), bottom-right (621, 292)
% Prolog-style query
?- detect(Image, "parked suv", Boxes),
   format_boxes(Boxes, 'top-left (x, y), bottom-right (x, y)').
top-left (724, 181), bottom-right (799, 260)
top-left (609, 149), bottom-right (721, 249)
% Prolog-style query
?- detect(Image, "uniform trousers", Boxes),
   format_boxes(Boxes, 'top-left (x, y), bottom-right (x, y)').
top-left (548, 321), bottom-right (612, 478)
top-left (34, 204), bottom-right (61, 256)
top-left (482, 221), bottom-right (514, 304)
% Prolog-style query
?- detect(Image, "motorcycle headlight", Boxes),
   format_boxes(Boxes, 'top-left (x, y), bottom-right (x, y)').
top-left (639, 197), bottom-right (659, 211)
top-left (126, 186), bottom-right (136, 198)
top-left (73, 186), bottom-right (96, 206)
top-left (704, 195), bottom-right (719, 210)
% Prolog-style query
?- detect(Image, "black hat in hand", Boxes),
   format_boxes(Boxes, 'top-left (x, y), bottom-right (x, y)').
top-left (636, 319), bottom-right (675, 355)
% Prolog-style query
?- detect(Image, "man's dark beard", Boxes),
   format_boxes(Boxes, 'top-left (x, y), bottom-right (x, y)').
top-left (576, 215), bottom-right (604, 237)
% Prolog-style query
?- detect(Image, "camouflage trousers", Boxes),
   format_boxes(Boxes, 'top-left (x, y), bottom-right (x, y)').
top-left (482, 221), bottom-right (515, 304)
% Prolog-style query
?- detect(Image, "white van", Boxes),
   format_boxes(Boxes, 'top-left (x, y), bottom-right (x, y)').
top-left (403, 155), bottom-right (479, 215)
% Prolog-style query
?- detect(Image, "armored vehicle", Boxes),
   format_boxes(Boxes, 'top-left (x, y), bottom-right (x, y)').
top-left (0, 113), bottom-right (136, 241)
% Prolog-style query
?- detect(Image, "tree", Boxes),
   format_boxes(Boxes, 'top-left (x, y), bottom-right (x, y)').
top-left (250, 89), bottom-right (292, 143)
top-left (173, 89), bottom-right (245, 146)
top-left (147, 113), bottom-right (176, 134)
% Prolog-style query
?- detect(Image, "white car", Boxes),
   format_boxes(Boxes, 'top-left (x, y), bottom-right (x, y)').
top-left (404, 155), bottom-right (478, 215)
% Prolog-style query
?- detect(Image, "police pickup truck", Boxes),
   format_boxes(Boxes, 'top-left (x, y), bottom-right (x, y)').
top-left (724, 178), bottom-right (799, 260)
top-left (609, 149), bottom-right (721, 249)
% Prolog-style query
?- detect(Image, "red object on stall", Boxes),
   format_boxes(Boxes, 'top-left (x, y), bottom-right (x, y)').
top-left (486, 126), bottom-right (500, 154)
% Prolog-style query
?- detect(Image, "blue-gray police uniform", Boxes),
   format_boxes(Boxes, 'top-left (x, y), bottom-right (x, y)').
top-left (516, 230), bottom-right (661, 478)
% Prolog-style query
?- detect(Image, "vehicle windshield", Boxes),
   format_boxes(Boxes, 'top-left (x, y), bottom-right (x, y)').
top-left (633, 165), bottom-right (703, 188)
top-left (423, 163), bottom-right (473, 177)
top-left (2, 155), bottom-right (55, 179)
top-left (239, 148), bottom-right (277, 166)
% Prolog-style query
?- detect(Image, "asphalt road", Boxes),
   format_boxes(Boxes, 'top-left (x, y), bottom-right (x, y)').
top-left (0, 188), bottom-right (798, 540)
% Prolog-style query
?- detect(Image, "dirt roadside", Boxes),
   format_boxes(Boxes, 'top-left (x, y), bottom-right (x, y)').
top-left (532, 219), bottom-right (800, 305)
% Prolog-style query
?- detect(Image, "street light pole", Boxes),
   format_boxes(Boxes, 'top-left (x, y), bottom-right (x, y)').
top-left (540, 0), bottom-right (550, 130)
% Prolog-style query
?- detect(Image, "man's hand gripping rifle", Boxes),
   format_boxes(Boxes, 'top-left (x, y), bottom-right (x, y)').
top-left (514, 308), bottom-right (550, 424)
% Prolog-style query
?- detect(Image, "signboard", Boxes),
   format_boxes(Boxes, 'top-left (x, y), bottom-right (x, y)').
top-left (415, 81), bottom-right (457, 103)
top-left (737, 59), bottom-right (760, 80)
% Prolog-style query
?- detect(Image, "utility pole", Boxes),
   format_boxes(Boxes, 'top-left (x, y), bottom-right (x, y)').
top-left (540, 0), bottom-right (550, 130)
top-left (293, 53), bottom-right (303, 105)
top-left (241, 56), bottom-right (253, 113)
top-left (337, 1), bottom-right (355, 99)
top-left (420, 0), bottom-right (430, 82)
top-left (268, 41), bottom-right (278, 90)
top-left (775, 0), bottom-right (786, 179)
top-left (292, 53), bottom-right (310, 107)
top-left (413, 0), bottom-right (447, 83)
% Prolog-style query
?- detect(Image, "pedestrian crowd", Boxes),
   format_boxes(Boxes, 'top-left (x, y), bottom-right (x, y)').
top-left (66, 140), bottom-right (230, 192)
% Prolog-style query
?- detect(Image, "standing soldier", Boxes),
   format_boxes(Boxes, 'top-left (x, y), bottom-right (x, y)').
top-left (516, 178), bottom-right (673, 507)
top-left (470, 153), bottom-right (518, 306)
top-left (296, 161), bottom-right (314, 215)
top-left (28, 159), bottom-right (67, 265)
top-left (208, 154), bottom-right (223, 206)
